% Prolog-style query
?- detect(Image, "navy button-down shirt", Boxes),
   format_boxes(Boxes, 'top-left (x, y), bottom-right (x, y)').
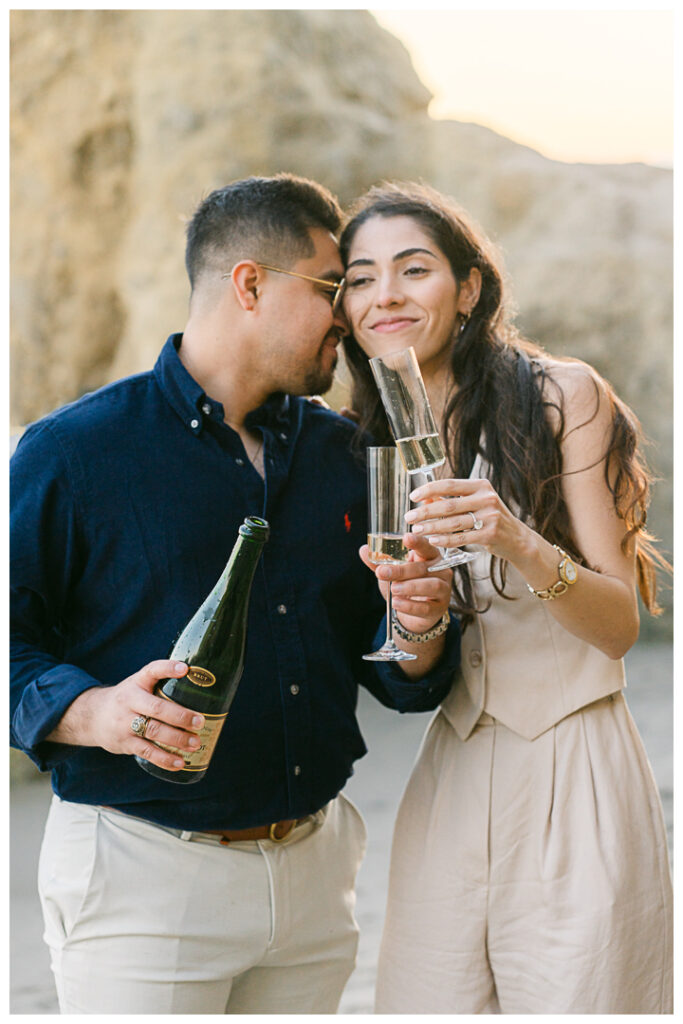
top-left (10, 335), bottom-right (460, 830)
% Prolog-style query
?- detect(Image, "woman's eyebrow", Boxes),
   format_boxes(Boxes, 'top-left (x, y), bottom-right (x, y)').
top-left (393, 247), bottom-right (437, 261)
top-left (346, 247), bottom-right (437, 270)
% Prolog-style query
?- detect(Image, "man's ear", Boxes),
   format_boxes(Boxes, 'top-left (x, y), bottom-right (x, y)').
top-left (230, 261), bottom-right (262, 311)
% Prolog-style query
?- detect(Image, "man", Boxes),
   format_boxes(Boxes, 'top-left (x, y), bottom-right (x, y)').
top-left (10, 174), bottom-right (459, 1014)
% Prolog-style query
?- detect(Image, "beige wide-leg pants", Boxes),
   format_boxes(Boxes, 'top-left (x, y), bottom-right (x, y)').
top-left (375, 693), bottom-right (672, 1014)
top-left (39, 792), bottom-right (366, 1014)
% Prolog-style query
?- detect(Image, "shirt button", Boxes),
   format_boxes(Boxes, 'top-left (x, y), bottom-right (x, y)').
top-left (277, 604), bottom-right (287, 615)
top-left (469, 649), bottom-right (483, 667)
top-left (293, 765), bottom-right (302, 776)
top-left (190, 418), bottom-right (199, 429)
top-left (235, 457), bottom-right (245, 466)
top-left (279, 432), bottom-right (288, 442)
top-left (290, 684), bottom-right (300, 696)
top-left (201, 402), bottom-right (212, 415)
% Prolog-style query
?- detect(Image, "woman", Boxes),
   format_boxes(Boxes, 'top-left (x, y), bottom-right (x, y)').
top-left (339, 182), bottom-right (672, 1014)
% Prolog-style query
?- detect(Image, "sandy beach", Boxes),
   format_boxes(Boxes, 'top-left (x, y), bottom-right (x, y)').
top-left (10, 641), bottom-right (672, 1015)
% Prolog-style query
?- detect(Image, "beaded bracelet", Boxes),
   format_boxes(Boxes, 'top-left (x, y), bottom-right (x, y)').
top-left (391, 610), bottom-right (450, 644)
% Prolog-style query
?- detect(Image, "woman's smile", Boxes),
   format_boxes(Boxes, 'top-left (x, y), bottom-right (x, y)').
top-left (370, 315), bottom-right (420, 333)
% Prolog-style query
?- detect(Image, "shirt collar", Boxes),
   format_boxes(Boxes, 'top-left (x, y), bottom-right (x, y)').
top-left (153, 334), bottom-right (215, 436)
top-left (245, 393), bottom-right (291, 431)
top-left (154, 334), bottom-right (292, 436)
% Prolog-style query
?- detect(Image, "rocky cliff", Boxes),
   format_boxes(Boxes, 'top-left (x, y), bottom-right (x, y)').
top-left (10, 9), bottom-right (672, 632)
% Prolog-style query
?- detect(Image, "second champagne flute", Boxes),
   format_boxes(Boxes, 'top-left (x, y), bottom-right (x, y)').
top-left (369, 346), bottom-right (476, 569)
top-left (363, 447), bottom-right (417, 663)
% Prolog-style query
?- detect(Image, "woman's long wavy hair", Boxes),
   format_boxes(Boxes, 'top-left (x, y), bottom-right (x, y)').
top-left (340, 182), bottom-right (668, 627)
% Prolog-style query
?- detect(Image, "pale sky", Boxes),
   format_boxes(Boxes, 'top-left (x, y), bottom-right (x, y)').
top-left (371, 9), bottom-right (674, 167)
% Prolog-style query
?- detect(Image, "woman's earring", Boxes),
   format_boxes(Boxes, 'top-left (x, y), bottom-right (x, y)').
top-left (459, 311), bottom-right (471, 334)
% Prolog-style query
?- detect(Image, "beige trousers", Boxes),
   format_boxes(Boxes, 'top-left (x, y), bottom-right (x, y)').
top-left (39, 793), bottom-right (366, 1014)
top-left (375, 693), bottom-right (673, 1014)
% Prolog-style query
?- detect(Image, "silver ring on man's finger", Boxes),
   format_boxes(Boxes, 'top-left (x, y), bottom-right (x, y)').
top-left (468, 511), bottom-right (484, 531)
top-left (130, 714), bottom-right (150, 738)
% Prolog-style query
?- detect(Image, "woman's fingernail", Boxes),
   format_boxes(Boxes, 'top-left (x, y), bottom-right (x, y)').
top-left (173, 759), bottom-right (185, 768)
top-left (409, 490), bottom-right (421, 501)
top-left (404, 510), bottom-right (417, 522)
top-left (175, 662), bottom-right (187, 673)
top-left (411, 523), bottom-right (425, 533)
top-left (428, 536), bottom-right (441, 545)
top-left (192, 715), bottom-right (204, 729)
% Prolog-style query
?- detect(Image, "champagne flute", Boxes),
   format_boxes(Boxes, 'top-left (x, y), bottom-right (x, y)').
top-left (363, 447), bottom-right (417, 663)
top-left (369, 346), bottom-right (476, 570)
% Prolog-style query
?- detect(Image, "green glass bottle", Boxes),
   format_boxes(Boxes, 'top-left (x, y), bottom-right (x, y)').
top-left (136, 515), bottom-right (269, 784)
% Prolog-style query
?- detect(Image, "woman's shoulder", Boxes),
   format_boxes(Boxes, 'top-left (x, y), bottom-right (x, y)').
top-left (534, 355), bottom-right (612, 435)
top-left (535, 354), bottom-right (602, 390)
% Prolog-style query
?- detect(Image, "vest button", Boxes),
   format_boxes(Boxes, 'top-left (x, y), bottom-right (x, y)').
top-left (469, 649), bottom-right (483, 667)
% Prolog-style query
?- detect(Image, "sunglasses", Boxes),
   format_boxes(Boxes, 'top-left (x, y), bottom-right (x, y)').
top-left (223, 263), bottom-right (346, 316)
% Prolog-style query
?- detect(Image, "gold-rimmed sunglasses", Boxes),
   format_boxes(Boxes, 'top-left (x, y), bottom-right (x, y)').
top-left (222, 263), bottom-right (346, 315)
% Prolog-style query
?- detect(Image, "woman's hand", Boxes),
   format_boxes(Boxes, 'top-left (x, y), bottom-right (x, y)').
top-left (359, 533), bottom-right (452, 635)
top-left (405, 363), bottom-right (641, 660)
top-left (340, 406), bottom-right (360, 424)
top-left (405, 478), bottom-right (534, 565)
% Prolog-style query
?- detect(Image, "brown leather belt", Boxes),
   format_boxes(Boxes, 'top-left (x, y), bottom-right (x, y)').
top-left (205, 818), bottom-right (301, 844)
top-left (101, 807), bottom-right (303, 845)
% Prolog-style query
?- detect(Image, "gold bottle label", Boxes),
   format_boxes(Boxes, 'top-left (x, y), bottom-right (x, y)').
top-left (155, 692), bottom-right (227, 771)
top-left (186, 665), bottom-right (216, 688)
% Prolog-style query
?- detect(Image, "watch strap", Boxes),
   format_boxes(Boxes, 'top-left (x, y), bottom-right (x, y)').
top-left (526, 545), bottom-right (577, 601)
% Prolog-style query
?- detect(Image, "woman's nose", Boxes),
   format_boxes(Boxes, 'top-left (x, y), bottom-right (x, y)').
top-left (375, 275), bottom-right (404, 307)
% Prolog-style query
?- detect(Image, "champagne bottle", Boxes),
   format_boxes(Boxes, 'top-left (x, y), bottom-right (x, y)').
top-left (136, 515), bottom-right (269, 784)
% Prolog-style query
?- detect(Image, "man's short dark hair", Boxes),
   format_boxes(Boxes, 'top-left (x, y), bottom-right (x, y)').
top-left (185, 174), bottom-right (343, 291)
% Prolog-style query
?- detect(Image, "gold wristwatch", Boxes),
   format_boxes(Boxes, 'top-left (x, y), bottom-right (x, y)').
top-left (526, 545), bottom-right (578, 600)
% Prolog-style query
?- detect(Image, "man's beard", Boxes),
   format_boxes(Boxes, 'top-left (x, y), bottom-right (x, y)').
top-left (301, 349), bottom-right (337, 396)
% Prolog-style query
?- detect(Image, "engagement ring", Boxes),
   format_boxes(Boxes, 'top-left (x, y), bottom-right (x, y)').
top-left (468, 512), bottom-right (483, 531)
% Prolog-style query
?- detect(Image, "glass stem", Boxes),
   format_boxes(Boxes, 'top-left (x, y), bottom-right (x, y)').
top-left (386, 581), bottom-right (395, 648)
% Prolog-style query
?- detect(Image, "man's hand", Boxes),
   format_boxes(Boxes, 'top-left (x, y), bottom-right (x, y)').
top-left (360, 533), bottom-right (452, 635)
top-left (46, 660), bottom-right (205, 773)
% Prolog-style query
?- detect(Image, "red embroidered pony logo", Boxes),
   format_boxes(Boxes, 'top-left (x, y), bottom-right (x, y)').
top-left (344, 512), bottom-right (352, 533)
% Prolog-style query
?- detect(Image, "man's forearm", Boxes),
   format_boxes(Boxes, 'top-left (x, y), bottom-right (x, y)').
top-left (396, 631), bottom-right (447, 680)
top-left (45, 686), bottom-right (104, 747)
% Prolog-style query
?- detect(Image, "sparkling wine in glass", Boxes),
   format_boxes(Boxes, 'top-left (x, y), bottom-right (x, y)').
top-left (369, 347), bottom-right (476, 569)
top-left (363, 447), bottom-right (417, 663)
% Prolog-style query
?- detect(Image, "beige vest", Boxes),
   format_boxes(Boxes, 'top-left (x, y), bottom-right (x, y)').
top-left (440, 456), bottom-right (626, 742)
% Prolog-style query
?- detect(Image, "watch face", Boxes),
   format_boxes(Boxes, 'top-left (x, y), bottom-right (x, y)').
top-left (562, 559), bottom-right (578, 584)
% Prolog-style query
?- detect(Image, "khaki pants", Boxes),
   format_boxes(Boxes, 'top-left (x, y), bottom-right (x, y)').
top-left (39, 793), bottom-right (366, 1014)
top-left (376, 694), bottom-right (673, 1014)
